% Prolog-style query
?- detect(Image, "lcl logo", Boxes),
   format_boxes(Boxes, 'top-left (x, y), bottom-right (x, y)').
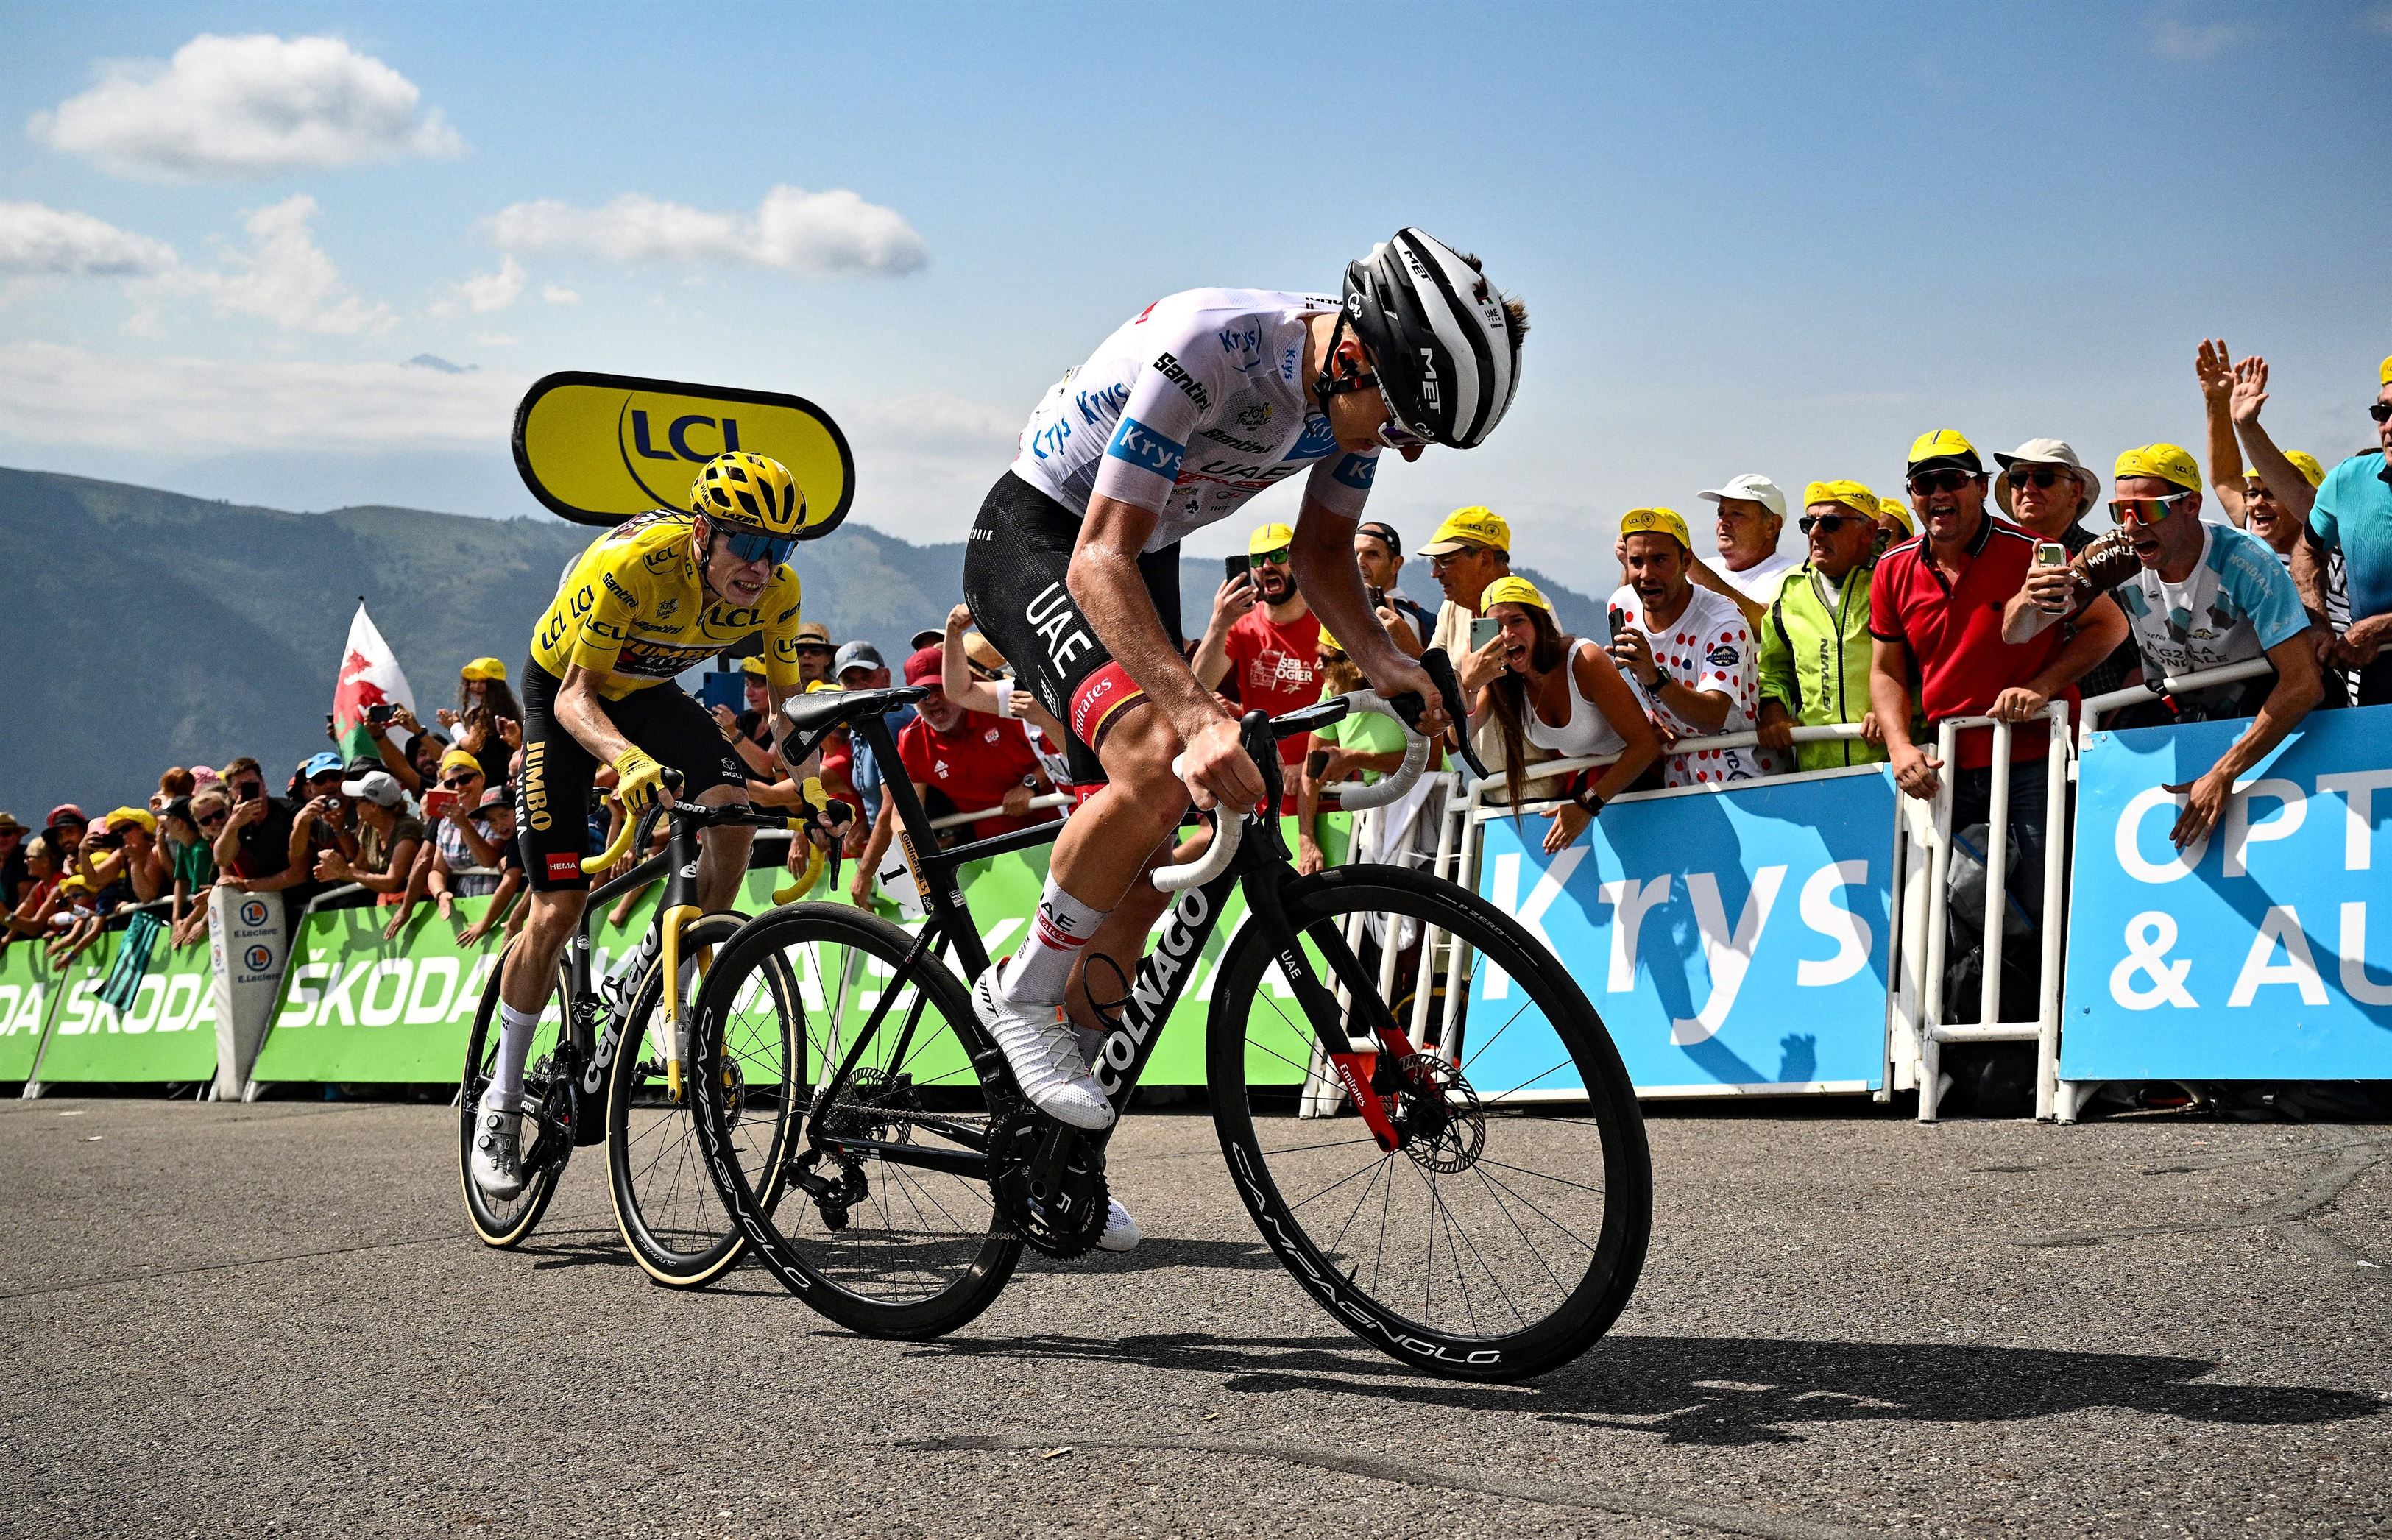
top-left (628, 409), bottom-right (742, 462)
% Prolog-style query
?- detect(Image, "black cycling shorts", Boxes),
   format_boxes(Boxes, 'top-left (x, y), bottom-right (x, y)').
top-left (514, 659), bottom-right (747, 891)
top-left (962, 472), bottom-right (1182, 790)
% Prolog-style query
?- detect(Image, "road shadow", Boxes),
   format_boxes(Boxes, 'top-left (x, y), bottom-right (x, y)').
top-left (1013, 1235), bottom-right (1279, 1276)
top-left (899, 1330), bottom-right (2385, 1446)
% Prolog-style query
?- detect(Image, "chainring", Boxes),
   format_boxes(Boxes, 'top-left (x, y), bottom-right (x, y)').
top-left (987, 1106), bottom-right (1108, 1259)
top-left (1390, 1053), bottom-right (1485, 1174)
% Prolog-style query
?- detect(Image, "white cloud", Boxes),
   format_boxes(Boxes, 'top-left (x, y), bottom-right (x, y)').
top-left (539, 283), bottom-right (578, 305)
top-left (2147, 10), bottom-right (2254, 61)
top-left (431, 254), bottom-right (523, 316)
top-left (484, 185), bottom-right (927, 277)
top-left (182, 194), bottom-right (392, 333)
top-left (0, 340), bottom-right (519, 451)
top-left (849, 392), bottom-right (1016, 453)
top-left (27, 33), bottom-right (464, 181)
top-left (0, 201), bottom-right (177, 275)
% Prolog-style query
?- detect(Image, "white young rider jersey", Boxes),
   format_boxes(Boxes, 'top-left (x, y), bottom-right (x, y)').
top-left (1008, 288), bottom-right (1383, 553)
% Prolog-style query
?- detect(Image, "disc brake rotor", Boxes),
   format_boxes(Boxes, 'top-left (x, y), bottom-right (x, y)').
top-left (1390, 1053), bottom-right (1485, 1174)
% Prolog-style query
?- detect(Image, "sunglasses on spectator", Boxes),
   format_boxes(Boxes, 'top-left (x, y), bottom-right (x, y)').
top-left (2370, 401), bottom-right (2392, 425)
top-left (440, 774), bottom-right (481, 789)
top-left (721, 529), bottom-right (799, 567)
top-left (1908, 469), bottom-right (1978, 495)
top-left (1797, 513), bottom-right (1870, 534)
top-left (793, 643), bottom-right (832, 656)
top-left (2107, 491), bottom-right (2196, 525)
top-left (2007, 467), bottom-right (2070, 490)
top-left (197, 810), bottom-right (228, 827)
top-left (1248, 547), bottom-right (1292, 567)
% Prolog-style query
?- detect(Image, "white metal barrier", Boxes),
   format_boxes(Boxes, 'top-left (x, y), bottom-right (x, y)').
top-left (2077, 657), bottom-right (2277, 744)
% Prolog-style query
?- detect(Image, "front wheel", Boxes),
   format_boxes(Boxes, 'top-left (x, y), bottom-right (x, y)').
top-left (1209, 865), bottom-right (1652, 1381)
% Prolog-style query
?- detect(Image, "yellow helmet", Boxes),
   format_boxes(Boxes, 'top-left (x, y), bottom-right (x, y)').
top-left (690, 451), bottom-right (805, 535)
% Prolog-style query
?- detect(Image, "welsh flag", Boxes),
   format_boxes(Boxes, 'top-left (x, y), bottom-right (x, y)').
top-left (331, 601), bottom-right (417, 763)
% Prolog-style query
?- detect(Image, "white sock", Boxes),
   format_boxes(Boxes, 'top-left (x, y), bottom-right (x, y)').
top-left (487, 1001), bottom-right (543, 1110)
top-left (998, 878), bottom-right (1107, 1009)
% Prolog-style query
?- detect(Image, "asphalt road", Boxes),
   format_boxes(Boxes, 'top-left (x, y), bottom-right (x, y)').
top-left (1, 1096), bottom-right (2386, 1539)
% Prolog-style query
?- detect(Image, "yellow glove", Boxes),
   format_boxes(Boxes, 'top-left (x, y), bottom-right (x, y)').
top-left (610, 746), bottom-right (668, 816)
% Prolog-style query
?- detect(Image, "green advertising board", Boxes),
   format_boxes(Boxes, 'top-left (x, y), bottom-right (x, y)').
top-left (243, 817), bottom-right (1349, 1089)
top-left (0, 940), bottom-right (67, 1084)
top-left (32, 926), bottom-right (219, 1085)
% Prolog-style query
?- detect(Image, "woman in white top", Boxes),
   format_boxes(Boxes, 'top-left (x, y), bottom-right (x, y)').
top-left (1469, 576), bottom-right (1660, 854)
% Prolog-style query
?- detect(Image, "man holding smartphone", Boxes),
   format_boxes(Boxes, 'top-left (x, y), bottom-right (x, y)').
top-left (1193, 522), bottom-right (1323, 794)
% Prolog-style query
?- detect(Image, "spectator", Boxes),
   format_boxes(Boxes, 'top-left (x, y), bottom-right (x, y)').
top-left (2235, 353), bottom-right (2392, 706)
top-left (835, 641), bottom-right (917, 904)
top-left (165, 792), bottom-right (221, 947)
top-left (891, 645), bottom-right (1058, 848)
top-left (0, 812), bottom-right (26, 912)
top-left (940, 604), bottom-right (1074, 761)
top-left (1873, 493), bottom-right (1914, 550)
top-left (713, 657), bottom-right (782, 781)
top-left (428, 748), bottom-right (505, 898)
top-left (456, 791), bottom-right (526, 948)
top-left (1607, 507), bottom-right (1769, 786)
top-left (151, 767), bottom-right (194, 815)
top-left (1694, 473), bottom-right (1796, 615)
top-left (447, 659), bottom-right (522, 786)
top-left (1296, 626), bottom-right (1415, 874)
top-left (7, 835), bottom-right (61, 943)
top-left (364, 704), bottom-right (449, 795)
top-left (1472, 578), bottom-right (1660, 854)
top-left (2009, 444), bottom-right (2321, 851)
top-left (1354, 520), bottom-right (1439, 654)
top-left (45, 805), bottom-right (87, 865)
top-left (79, 808), bottom-right (164, 914)
top-left (285, 751), bottom-right (358, 888)
top-left (792, 621), bottom-right (838, 687)
top-left (1869, 426), bottom-right (2127, 848)
top-left (46, 874), bottom-right (102, 965)
top-left (210, 758), bottom-right (300, 893)
top-left (319, 771), bottom-right (425, 906)
top-left (1195, 522), bottom-right (1323, 792)
top-left (1992, 439), bottom-right (2135, 701)
top-left (1420, 505), bottom-right (1568, 797)
top-left (1757, 482), bottom-right (1895, 770)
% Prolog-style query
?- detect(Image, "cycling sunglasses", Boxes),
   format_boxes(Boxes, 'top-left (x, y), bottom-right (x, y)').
top-left (1373, 383), bottom-right (1428, 451)
top-left (1908, 468), bottom-right (1980, 495)
top-left (722, 529), bottom-right (799, 567)
top-left (2107, 490), bottom-right (2196, 525)
top-left (1797, 513), bottom-right (1870, 534)
top-left (1248, 546), bottom-right (1292, 567)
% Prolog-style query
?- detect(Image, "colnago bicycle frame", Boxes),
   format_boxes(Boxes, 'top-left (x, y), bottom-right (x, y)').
top-left (799, 701), bottom-right (1432, 1186)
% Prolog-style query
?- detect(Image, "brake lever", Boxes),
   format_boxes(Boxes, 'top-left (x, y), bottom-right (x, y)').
top-left (1418, 647), bottom-right (1487, 781)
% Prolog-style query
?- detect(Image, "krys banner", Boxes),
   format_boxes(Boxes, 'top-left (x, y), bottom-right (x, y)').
top-left (513, 371), bottom-right (854, 533)
top-left (1471, 766), bottom-right (1896, 1095)
top-left (2062, 703), bottom-right (2392, 1081)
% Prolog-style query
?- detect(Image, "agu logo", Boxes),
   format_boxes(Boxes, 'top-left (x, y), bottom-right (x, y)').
top-left (244, 944), bottom-right (272, 971)
top-left (239, 898), bottom-right (270, 927)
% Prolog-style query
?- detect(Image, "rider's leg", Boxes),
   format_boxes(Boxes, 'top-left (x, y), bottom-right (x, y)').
top-left (996, 700), bottom-right (1186, 1012)
top-left (492, 886), bottom-right (587, 1107)
top-left (691, 785), bottom-right (754, 912)
top-left (1063, 827), bottom-right (1189, 1035)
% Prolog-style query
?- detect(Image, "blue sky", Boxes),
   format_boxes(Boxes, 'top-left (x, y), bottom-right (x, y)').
top-left (3, 1), bottom-right (2387, 570)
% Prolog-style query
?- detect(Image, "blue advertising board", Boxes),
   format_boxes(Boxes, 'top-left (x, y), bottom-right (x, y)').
top-left (2061, 704), bottom-right (2392, 1081)
top-left (1470, 765), bottom-right (1896, 1096)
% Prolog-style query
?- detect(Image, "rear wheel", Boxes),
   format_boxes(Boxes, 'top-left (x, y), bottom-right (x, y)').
top-left (690, 903), bottom-right (1020, 1337)
top-left (1209, 865), bottom-right (1651, 1380)
top-left (606, 912), bottom-right (799, 1288)
top-left (459, 940), bottom-right (570, 1248)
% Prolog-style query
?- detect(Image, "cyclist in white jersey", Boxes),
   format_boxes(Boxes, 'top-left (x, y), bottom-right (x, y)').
top-left (963, 228), bottom-right (1527, 1133)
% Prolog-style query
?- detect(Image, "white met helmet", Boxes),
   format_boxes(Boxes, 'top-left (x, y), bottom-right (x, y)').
top-left (1341, 228), bottom-right (1525, 450)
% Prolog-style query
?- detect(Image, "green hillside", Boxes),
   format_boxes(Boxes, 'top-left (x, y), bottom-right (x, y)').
top-left (1, 465), bottom-right (1615, 822)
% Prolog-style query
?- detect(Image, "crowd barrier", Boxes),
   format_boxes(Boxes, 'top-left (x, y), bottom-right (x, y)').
top-left (10, 678), bottom-right (2386, 1113)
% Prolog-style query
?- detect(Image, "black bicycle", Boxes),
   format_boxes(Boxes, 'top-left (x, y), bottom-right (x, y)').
top-left (457, 784), bottom-right (807, 1288)
top-left (687, 651), bottom-right (1651, 1380)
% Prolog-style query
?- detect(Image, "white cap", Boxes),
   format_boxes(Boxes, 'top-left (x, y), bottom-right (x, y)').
top-left (339, 770), bottom-right (405, 808)
top-left (1696, 474), bottom-right (1788, 522)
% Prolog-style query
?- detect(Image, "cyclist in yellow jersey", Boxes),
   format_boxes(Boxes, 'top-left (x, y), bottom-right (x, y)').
top-left (471, 450), bottom-right (811, 1199)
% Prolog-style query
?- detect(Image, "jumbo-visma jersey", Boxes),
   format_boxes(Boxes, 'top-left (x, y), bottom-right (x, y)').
top-left (530, 511), bottom-right (804, 699)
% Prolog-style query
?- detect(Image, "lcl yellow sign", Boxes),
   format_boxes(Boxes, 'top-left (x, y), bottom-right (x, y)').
top-left (512, 371), bottom-right (855, 535)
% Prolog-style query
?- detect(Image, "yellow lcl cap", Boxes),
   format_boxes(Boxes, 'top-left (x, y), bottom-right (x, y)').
top-left (1804, 480), bottom-right (1879, 517)
top-left (461, 657), bottom-right (508, 682)
top-left (2380, 355), bottom-right (2391, 386)
top-left (1618, 506), bottom-right (1693, 550)
top-left (740, 655), bottom-right (769, 677)
top-left (439, 747), bottom-right (483, 778)
top-left (1478, 575), bottom-right (1553, 614)
top-left (1875, 494), bottom-right (1915, 533)
top-left (1314, 624), bottom-right (1342, 653)
top-left (1418, 505), bottom-right (1511, 556)
top-left (1905, 428), bottom-right (1982, 472)
top-left (1248, 522), bottom-right (1295, 555)
top-left (2114, 444), bottom-right (2202, 493)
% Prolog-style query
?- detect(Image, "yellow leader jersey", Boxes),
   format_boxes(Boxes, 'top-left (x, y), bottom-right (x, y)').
top-left (531, 511), bottom-right (805, 700)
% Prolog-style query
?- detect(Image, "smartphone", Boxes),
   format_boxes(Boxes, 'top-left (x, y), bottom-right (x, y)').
top-left (1365, 583), bottom-right (1387, 611)
top-left (1607, 604), bottom-right (1630, 639)
top-left (2034, 542), bottom-right (2068, 568)
top-left (1223, 554), bottom-right (1250, 586)
top-left (422, 789), bottom-right (458, 820)
top-left (366, 703), bottom-right (394, 726)
top-left (1469, 615), bottom-right (1501, 651)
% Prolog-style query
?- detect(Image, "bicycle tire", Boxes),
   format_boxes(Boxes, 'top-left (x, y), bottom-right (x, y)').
top-left (458, 939), bottom-right (570, 1248)
top-left (606, 912), bottom-right (800, 1288)
top-left (1208, 864), bottom-right (1651, 1381)
top-left (690, 902), bottom-right (1021, 1337)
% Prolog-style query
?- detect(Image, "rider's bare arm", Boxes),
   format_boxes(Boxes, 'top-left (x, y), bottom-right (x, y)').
top-left (1068, 495), bottom-right (1220, 740)
top-left (1291, 505), bottom-right (1451, 741)
top-left (556, 664), bottom-right (638, 766)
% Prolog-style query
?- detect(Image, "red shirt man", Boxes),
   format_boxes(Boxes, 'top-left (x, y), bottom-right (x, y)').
top-left (1195, 522), bottom-right (1323, 777)
top-left (894, 647), bottom-right (1059, 843)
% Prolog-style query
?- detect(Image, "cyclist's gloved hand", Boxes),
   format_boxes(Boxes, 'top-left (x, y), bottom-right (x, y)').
top-left (610, 746), bottom-right (668, 816)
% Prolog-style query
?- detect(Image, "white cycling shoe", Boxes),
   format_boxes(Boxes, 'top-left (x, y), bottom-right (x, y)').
top-left (470, 1099), bottom-right (525, 1200)
top-left (1097, 1197), bottom-right (1141, 1253)
top-left (972, 968), bottom-right (1115, 1131)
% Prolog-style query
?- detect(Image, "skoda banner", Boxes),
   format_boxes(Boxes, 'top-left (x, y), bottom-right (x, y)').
top-left (32, 926), bottom-right (219, 1086)
top-left (513, 371), bottom-right (854, 533)
top-left (1, 940), bottom-right (66, 1085)
top-left (2062, 705), bottom-right (2392, 1082)
top-left (1471, 767), bottom-right (1897, 1096)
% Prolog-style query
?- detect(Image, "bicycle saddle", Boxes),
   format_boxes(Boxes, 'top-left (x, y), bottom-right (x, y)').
top-left (779, 685), bottom-right (929, 739)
